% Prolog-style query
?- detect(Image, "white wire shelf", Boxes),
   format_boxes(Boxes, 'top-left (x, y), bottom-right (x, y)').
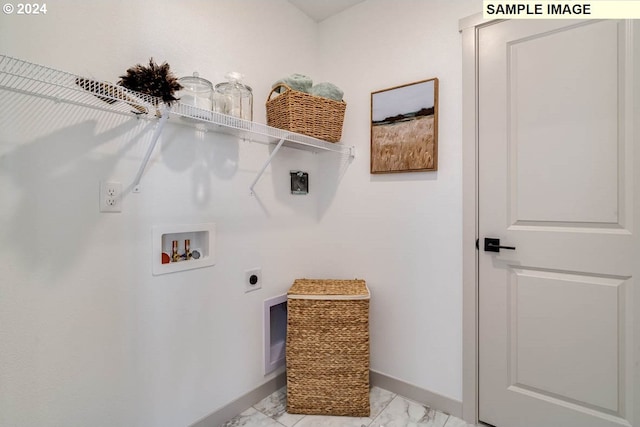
top-left (169, 102), bottom-right (352, 155)
top-left (0, 54), bottom-right (161, 116)
top-left (0, 54), bottom-right (355, 192)
top-left (0, 54), bottom-right (352, 153)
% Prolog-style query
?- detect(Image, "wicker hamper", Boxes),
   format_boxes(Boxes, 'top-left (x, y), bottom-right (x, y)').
top-left (266, 84), bottom-right (346, 142)
top-left (286, 279), bottom-right (370, 417)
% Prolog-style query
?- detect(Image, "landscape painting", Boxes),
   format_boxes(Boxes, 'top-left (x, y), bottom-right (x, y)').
top-left (371, 78), bottom-right (438, 173)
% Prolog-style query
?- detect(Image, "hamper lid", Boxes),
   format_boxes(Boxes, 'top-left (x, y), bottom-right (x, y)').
top-left (288, 279), bottom-right (369, 300)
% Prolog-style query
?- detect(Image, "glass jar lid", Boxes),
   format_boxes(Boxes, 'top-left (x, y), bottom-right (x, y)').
top-left (215, 71), bottom-right (252, 96)
top-left (179, 72), bottom-right (213, 93)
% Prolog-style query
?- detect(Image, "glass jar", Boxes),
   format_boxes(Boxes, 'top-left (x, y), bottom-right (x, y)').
top-left (214, 72), bottom-right (253, 122)
top-left (177, 72), bottom-right (214, 116)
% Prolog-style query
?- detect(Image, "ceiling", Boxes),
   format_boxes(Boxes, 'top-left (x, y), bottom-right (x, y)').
top-left (288, 0), bottom-right (366, 22)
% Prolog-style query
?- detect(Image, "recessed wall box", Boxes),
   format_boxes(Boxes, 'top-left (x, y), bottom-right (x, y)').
top-left (152, 223), bottom-right (216, 275)
top-left (264, 294), bottom-right (287, 374)
top-left (290, 171), bottom-right (309, 195)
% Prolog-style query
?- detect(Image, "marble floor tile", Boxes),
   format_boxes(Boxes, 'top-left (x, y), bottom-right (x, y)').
top-left (372, 395), bottom-right (449, 427)
top-left (221, 387), bottom-right (461, 427)
top-left (369, 386), bottom-right (397, 419)
top-left (251, 385), bottom-right (395, 427)
top-left (252, 387), bottom-right (304, 427)
top-left (220, 407), bottom-right (284, 427)
top-left (292, 414), bottom-right (373, 427)
top-left (443, 415), bottom-right (477, 427)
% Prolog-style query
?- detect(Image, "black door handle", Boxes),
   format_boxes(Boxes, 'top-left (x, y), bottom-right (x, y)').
top-left (484, 238), bottom-right (516, 253)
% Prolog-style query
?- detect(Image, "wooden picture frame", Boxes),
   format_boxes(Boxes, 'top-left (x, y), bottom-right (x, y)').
top-left (370, 78), bottom-right (438, 173)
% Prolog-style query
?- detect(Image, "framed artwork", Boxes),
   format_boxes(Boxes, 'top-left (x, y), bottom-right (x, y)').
top-left (370, 78), bottom-right (438, 173)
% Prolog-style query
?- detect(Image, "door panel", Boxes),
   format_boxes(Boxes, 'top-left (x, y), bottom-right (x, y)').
top-left (509, 21), bottom-right (620, 224)
top-left (513, 268), bottom-right (622, 412)
top-left (478, 19), bottom-right (636, 427)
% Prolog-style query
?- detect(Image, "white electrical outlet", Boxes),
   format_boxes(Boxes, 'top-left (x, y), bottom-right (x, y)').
top-left (245, 268), bottom-right (262, 293)
top-left (100, 181), bottom-right (122, 213)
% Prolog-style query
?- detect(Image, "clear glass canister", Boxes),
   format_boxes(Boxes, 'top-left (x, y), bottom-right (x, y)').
top-left (177, 72), bottom-right (214, 113)
top-left (214, 72), bottom-right (253, 121)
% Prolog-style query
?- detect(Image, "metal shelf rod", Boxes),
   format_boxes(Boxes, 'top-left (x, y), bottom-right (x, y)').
top-left (249, 137), bottom-right (286, 195)
top-left (132, 106), bottom-right (169, 192)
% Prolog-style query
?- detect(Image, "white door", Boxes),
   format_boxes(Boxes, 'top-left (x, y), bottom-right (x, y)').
top-left (478, 19), bottom-right (638, 427)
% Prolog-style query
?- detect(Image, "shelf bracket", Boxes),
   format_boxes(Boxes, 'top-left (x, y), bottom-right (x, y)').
top-left (132, 105), bottom-right (170, 192)
top-left (349, 145), bottom-right (356, 160)
top-left (249, 137), bottom-right (287, 195)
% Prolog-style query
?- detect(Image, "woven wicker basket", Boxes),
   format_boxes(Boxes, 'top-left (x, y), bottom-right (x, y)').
top-left (286, 279), bottom-right (370, 417)
top-left (266, 84), bottom-right (346, 142)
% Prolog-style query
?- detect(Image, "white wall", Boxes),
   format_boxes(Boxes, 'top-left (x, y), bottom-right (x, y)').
top-left (314, 0), bottom-right (481, 400)
top-left (0, 1), bottom-right (481, 426)
top-left (0, 2), bottom-right (324, 427)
